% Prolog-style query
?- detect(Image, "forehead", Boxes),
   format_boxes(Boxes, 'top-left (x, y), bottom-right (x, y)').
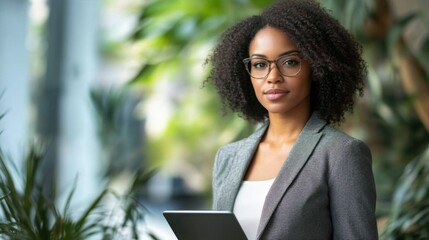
top-left (248, 27), bottom-right (298, 56)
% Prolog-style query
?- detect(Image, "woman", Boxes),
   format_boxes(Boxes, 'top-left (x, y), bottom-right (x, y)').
top-left (206, 0), bottom-right (378, 239)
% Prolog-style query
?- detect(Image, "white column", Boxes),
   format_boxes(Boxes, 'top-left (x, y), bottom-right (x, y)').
top-left (56, 0), bottom-right (101, 207)
top-left (0, 0), bottom-right (30, 162)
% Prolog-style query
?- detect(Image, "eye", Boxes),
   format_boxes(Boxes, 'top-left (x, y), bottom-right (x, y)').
top-left (284, 60), bottom-right (299, 66)
top-left (251, 59), bottom-right (269, 69)
top-left (279, 56), bottom-right (300, 68)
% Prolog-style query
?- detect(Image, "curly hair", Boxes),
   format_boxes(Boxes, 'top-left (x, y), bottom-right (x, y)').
top-left (206, 0), bottom-right (367, 125)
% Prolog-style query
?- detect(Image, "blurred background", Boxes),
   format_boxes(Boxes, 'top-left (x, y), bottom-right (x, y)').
top-left (0, 0), bottom-right (428, 239)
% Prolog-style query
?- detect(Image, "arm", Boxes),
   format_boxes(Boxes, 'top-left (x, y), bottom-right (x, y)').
top-left (328, 139), bottom-right (378, 239)
top-left (212, 147), bottom-right (224, 210)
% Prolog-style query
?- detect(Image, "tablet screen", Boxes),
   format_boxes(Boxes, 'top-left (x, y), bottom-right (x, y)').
top-left (163, 210), bottom-right (247, 240)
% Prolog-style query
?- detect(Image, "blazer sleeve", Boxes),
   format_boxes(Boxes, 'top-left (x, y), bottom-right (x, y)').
top-left (212, 149), bottom-right (222, 210)
top-left (212, 147), bottom-right (226, 210)
top-left (328, 139), bottom-right (378, 240)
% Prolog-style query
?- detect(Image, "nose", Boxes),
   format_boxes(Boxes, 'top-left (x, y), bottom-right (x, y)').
top-left (266, 62), bottom-right (284, 84)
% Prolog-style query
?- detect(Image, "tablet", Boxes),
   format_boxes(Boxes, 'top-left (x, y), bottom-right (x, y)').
top-left (163, 210), bottom-right (247, 240)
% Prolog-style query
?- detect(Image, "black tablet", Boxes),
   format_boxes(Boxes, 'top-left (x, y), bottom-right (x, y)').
top-left (163, 210), bottom-right (247, 240)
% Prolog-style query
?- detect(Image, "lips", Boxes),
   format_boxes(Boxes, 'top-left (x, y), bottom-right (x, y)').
top-left (264, 89), bottom-right (289, 94)
top-left (264, 88), bottom-right (289, 101)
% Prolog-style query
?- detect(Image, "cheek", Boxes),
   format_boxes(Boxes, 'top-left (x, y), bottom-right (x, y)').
top-left (250, 81), bottom-right (265, 104)
top-left (298, 67), bottom-right (312, 93)
top-left (250, 80), bottom-right (262, 96)
top-left (304, 75), bottom-right (312, 91)
top-left (301, 79), bottom-right (312, 96)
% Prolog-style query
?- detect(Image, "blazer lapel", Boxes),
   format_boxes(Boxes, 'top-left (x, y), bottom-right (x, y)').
top-left (221, 122), bottom-right (269, 211)
top-left (256, 114), bottom-right (326, 238)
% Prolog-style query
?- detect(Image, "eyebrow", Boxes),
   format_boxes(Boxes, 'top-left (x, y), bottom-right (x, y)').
top-left (250, 50), bottom-right (300, 58)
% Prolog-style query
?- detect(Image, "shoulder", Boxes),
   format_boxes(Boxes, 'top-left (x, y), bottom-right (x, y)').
top-left (213, 121), bottom-right (267, 172)
top-left (320, 125), bottom-right (370, 154)
top-left (316, 125), bottom-right (372, 177)
top-left (216, 121), bottom-right (267, 158)
top-left (214, 137), bottom-right (246, 166)
top-left (216, 139), bottom-right (244, 156)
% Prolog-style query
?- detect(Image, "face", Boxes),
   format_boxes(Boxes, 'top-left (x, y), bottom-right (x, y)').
top-left (247, 27), bottom-right (312, 118)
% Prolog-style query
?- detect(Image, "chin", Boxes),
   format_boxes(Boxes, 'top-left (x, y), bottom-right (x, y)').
top-left (266, 107), bottom-right (290, 115)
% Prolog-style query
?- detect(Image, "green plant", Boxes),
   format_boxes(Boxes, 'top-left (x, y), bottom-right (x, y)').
top-left (382, 145), bottom-right (429, 239)
top-left (0, 145), bottom-right (158, 240)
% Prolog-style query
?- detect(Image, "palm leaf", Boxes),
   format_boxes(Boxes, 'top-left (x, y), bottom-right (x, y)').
top-left (75, 189), bottom-right (108, 231)
top-left (387, 12), bottom-right (419, 55)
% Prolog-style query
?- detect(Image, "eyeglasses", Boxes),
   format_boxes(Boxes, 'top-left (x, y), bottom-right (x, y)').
top-left (243, 52), bottom-right (302, 79)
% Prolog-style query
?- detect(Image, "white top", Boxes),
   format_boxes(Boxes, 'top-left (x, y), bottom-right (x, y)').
top-left (233, 179), bottom-right (275, 240)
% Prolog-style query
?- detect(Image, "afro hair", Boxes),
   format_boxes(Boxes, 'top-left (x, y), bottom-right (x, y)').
top-left (206, 0), bottom-right (367, 124)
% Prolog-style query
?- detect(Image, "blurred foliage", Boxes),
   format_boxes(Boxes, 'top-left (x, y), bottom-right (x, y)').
top-left (91, 87), bottom-right (147, 179)
top-left (129, 0), bottom-right (273, 86)
top-left (0, 144), bottom-right (158, 240)
top-left (382, 145), bottom-right (429, 239)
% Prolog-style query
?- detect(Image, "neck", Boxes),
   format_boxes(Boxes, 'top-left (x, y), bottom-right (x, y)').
top-left (265, 110), bottom-right (311, 143)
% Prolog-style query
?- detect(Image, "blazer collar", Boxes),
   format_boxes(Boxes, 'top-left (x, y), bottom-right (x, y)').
top-left (256, 113), bottom-right (327, 238)
top-left (220, 113), bottom-right (326, 212)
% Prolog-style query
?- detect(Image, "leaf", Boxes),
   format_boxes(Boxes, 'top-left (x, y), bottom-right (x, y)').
top-left (61, 176), bottom-right (78, 217)
top-left (383, 145), bottom-right (429, 238)
top-left (128, 168), bottom-right (157, 196)
top-left (75, 189), bottom-right (108, 231)
top-left (24, 147), bottom-right (42, 212)
top-left (128, 64), bottom-right (157, 85)
top-left (387, 12), bottom-right (419, 54)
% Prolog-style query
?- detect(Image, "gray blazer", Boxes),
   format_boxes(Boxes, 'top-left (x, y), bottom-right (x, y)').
top-left (212, 113), bottom-right (378, 240)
